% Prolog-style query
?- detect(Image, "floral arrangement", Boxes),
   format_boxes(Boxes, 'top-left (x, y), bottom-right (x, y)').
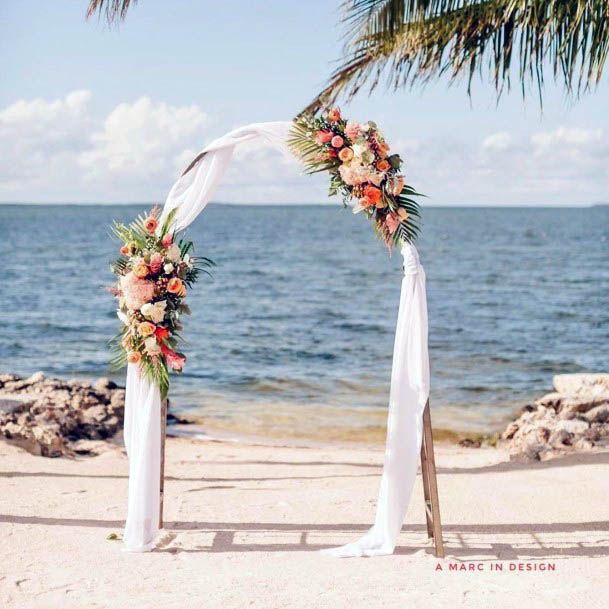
top-left (289, 108), bottom-right (422, 249)
top-left (109, 207), bottom-right (213, 398)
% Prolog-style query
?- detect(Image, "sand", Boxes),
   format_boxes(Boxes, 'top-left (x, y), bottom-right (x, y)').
top-left (1, 436), bottom-right (609, 609)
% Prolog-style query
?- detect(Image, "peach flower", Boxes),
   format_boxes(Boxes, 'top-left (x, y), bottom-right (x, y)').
top-left (161, 233), bottom-right (173, 247)
top-left (127, 351), bottom-right (141, 364)
top-left (376, 159), bottom-right (390, 172)
top-left (133, 262), bottom-right (149, 278)
top-left (359, 197), bottom-right (374, 209)
top-left (363, 184), bottom-right (382, 205)
top-left (144, 216), bottom-right (158, 233)
top-left (120, 245), bottom-right (130, 256)
top-left (315, 130), bottom-right (333, 145)
top-left (327, 107), bottom-right (341, 122)
top-left (338, 147), bottom-right (354, 162)
top-left (137, 321), bottom-right (156, 337)
top-left (167, 277), bottom-right (183, 294)
top-left (331, 135), bottom-right (344, 148)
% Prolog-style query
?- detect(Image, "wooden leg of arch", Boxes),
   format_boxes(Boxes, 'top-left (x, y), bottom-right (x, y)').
top-left (159, 398), bottom-right (168, 530)
top-left (420, 400), bottom-right (445, 558)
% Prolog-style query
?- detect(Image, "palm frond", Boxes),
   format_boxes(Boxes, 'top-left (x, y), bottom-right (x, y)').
top-left (86, 0), bottom-right (137, 22)
top-left (307, 0), bottom-right (609, 111)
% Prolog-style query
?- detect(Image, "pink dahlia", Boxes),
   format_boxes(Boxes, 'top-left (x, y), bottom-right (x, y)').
top-left (345, 121), bottom-right (360, 141)
top-left (120, 272), bottom-right (155, 311)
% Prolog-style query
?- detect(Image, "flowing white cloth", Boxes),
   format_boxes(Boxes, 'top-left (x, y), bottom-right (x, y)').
top-left (122, 122), bottom-right (291, 552)
top-left (123, 364), bottom-right (161, 551)
top-left (122, 122), bottom-right (430, 556)
top-left (323, 243), bottom-right (430, 557)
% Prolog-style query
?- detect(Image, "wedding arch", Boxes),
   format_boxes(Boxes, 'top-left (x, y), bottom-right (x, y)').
top-left (110, 116), bottom-right (444, 557)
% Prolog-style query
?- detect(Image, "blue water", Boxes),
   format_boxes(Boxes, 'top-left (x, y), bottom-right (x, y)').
top-left (1, 204), bottom-right (608, 437)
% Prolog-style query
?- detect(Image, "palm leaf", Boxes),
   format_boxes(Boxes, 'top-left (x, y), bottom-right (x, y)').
top-left (307, 0), bottom-right (609, 111)
top-left (86, 0), bottom-right (136, 22)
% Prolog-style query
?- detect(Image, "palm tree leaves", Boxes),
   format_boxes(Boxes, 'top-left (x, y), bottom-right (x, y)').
top-left (86, 0), bottom-right (136, 22)
top-left (307, 0), bottom-right (609, 111)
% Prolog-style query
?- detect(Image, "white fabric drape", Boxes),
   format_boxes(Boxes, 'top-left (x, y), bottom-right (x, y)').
top-left (123, 363), bottom-right (161, 551)
top-left (122, 122), bottom-right (429, 556)
top-left (323, 243), bottom-right (430, 556)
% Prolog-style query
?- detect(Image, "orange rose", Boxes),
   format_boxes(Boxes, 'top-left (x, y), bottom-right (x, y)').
top-left (120, 245), bottom-right (130, 256)
top-left (137, 321), bottom-right (156, 337)
top-left (167, 277), bottom-right (183, 294)
top-left (127, 351), bottom-right (141, 364)
top-left (363, 184), bottom-right (382, 205)
top-left (133, 262), bottom-right (149, 278)
top-left (376, 159), bottom-right (390, 172)
top-left (338, 147), bottom-right (354, 162)
top-left (144, 216), bottom-right (158, 233)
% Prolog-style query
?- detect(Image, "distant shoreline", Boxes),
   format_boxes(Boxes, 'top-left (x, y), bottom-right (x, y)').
top-left (0, 201), bottom-right (600, 208)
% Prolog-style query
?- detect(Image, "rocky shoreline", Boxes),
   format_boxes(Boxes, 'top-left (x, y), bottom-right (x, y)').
top-left (0, 372), bottom-right (125, 457)
top-left (500, 373), bottom-right (609, 461)
top-left (1, 371), bottom-right (608, 460)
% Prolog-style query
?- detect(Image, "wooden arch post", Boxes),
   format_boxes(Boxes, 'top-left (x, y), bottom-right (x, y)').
top-left (420, 399), bottom-right (445, 557)
top-left (159, 398), bottom-right (168, 529)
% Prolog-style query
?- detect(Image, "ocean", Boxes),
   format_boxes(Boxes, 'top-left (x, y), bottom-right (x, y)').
top-left (1, 204), bottom-right (607, 441)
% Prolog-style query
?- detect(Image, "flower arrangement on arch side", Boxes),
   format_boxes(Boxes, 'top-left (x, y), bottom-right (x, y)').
top-left (109, 207), bottom-right (213, 399)
top-left (289, 108), bottom-right (422, 249)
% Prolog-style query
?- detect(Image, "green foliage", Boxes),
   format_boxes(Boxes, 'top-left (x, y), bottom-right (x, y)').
top-left (306, 0), bottom-right (609, 112)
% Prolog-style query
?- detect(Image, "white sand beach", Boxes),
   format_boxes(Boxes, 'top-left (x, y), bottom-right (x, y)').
top-left (2, 436), bottom-right (609, 609)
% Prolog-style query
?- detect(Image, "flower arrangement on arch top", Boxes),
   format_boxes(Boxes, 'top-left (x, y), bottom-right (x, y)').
top-left (109, 206), bottom-right (213, 398)
top-left (289, 108), bottom-right (422, 249)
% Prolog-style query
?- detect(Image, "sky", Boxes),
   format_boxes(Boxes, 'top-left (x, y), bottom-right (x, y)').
top-left (1, 0), bottom-right (608, 206)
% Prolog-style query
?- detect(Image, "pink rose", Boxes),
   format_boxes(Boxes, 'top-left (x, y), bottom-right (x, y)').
top-left (315, 130), bottom-right (333, 145)
top-left (345, 121), bottom-right (360, 141)
top-left (149, 252), bottom-right (163, 274)
top-left (331, 135), bottom-right (344, 148)
top-left (162, 233), bottom-right (173, 247)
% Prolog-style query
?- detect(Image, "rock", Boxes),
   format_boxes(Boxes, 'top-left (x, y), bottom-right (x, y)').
top-left (556, 418), bottom-right (590, 434)
top-left (553, 373), bottom-right (609, 396)
top-left (584, 404), bottom-right (609, 424)
top-left (549, 429), bottom-right (573, 448)
top-left (94, 377), bottom-right (118, 392)
top-left (502, 372), bottom-right (609, 461)
top-left (0, 371), bottom-right (125, 458)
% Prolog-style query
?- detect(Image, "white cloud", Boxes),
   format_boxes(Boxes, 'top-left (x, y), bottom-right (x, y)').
top-left (0, 91), bottom-right (607, 205)
top-left (482, 131), bottom-right (513, 151)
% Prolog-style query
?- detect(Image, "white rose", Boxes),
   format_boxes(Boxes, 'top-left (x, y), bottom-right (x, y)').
top-left (164, 263), bottom-right (174, 274)
top-left (144, 337), bottom-right (162, 356)
top-left (166, 245), bottom-right (181, 262)
top-left (141, 301), bottom-right (167, 324)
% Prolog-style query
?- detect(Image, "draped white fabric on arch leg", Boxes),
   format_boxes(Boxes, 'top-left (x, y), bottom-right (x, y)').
top-left (121, 121), bottom-right (430, 555)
